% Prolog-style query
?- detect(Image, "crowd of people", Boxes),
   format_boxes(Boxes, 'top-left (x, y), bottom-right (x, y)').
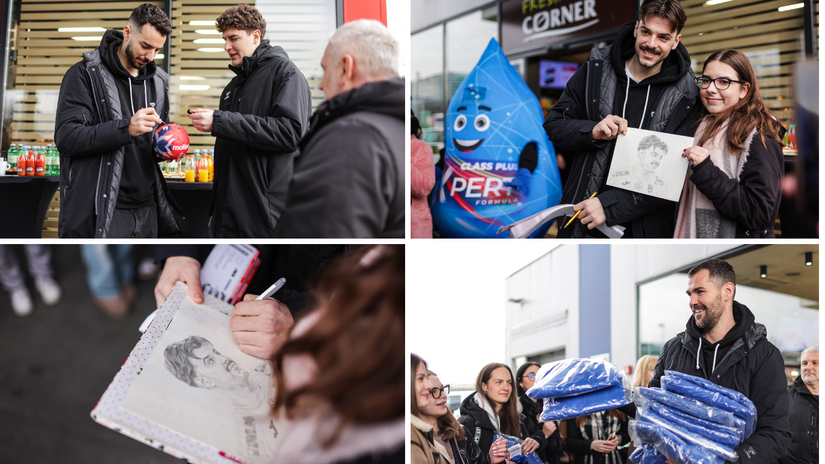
top-left (413, 0), bottom-right (786, 239)
top-left (412, 259), bottom-right (818, 464)
top-left (54, 3), bottom-right (403, 239)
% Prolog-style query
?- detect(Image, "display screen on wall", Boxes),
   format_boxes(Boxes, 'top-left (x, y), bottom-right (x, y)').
top-left (500, 0), bottom-right (635, 56)
top-left (538, 60), bottom-right (579, 88)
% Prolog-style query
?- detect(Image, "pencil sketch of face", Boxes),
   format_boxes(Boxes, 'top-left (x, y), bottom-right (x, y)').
top-left (164, 336), bottom-right (252, 395)
top-left (636, 135), bottom-right (668, 175)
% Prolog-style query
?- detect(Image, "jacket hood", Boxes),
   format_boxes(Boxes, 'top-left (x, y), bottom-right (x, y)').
top-left (609, 20), bottom-right (692, 87)
top-left (99, 30), bottom-right (156, 82)
top-left (230, 40), bottom-right (287, 78)
top-left (685, 300), bottom-right (755, 345)
top-left (793, 375), bottom-right (816, 396)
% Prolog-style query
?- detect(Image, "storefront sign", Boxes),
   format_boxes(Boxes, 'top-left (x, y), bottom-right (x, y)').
top-left (501, 0), bottom-right (635, 56)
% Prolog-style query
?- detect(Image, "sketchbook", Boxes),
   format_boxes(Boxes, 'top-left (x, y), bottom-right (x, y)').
top-left (91, 281), bottom-right (281, 464)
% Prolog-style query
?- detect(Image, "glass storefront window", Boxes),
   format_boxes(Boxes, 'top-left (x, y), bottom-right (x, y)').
top-left (445, 9), bottom-right (498, 108)
top-left (411, 25), bottom-right (443, 155)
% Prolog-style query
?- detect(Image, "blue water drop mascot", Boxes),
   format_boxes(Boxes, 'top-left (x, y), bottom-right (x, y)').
top-left (431, 38), bottom-right (562, 238)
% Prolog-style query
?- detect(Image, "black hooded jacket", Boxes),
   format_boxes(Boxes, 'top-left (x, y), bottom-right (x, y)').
top-left (274, 78), bottom-right (405, 238)
top-left (458, 392), bottom-right (500, 455)
top-left (650, 302), bottom-right (791, 464)
top-left (543, 21), bottom-right (701, 238)
top-left (779, 376), bottom-right (818, 464)
top-left (54, 30), bottom-right (187, 237)
top-left (208, 40), bottom-right (311, 238)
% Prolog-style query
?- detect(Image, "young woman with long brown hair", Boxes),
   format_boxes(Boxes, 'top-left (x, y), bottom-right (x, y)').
top-left (268, 245), bottom-right (404, 464)
top-left (676, 49), bottom-right (785, 238)
top-left (458, 363), bottom-right (541, 461)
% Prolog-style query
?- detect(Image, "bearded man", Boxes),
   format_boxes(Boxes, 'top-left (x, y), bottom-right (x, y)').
top-left (55, 3), bottom-right (187, 238)
top-left (650, 258), bottom-right (790, 464)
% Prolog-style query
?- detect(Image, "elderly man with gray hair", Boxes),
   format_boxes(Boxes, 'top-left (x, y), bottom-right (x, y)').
top-left (274, 19), bottom-right (404, 238)
top-left (780, 346), bottom-right (818, 464)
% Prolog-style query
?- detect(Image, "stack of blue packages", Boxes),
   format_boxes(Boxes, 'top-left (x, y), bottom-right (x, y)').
top-left (525, 359), bottom-right (632, 421)
top-left (493, 433), bottom-right (543, 464)
top-left (629, 371), bottom-right (757, 464)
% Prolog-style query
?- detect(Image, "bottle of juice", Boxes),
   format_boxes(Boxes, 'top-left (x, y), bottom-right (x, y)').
top-left (26, 147), bottom-right (36, 176)
top-left (197, 155), bottom-right (209, 182)
top-left (17, 146), bottom-right (27, 176)
top-left (184, 153), bottom-right (196, 182)
top-left (35, 148), bottom-right (45, 176)
top-left (8, 144), bottom-right (16, 172)
top-left (207, 152), bottom-right (214, 181)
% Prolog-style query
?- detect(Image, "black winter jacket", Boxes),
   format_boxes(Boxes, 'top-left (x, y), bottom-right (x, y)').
top-left (650, 302), bottom-right (791, 464)
top-left (687, 130), bottom-right (784, 238)
top-left (274, 78), bottom-right (404, 238)
top-left (447, 429), bottom-right (492, 464)
top-left (458, 392), bottom-right (504, 455)
top-left (543, 21), bottom-right (700, 238)
top-left (54, 31), bottom-right (187, 238)
top-left (209, 40), bottom-right (311, 237)
top-left (779, 376), bottom-right (818, 464)
top-left (565, 412), bottom-right (630, 464)
top-left (519, 390), bottom-right (563, 464)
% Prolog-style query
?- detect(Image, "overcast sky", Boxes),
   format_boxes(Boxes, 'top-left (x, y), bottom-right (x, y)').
top-left (409, 241), bottom-right (560, 386)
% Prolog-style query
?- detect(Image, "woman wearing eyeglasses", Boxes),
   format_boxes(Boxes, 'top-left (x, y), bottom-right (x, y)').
top-left (458, 363), bottom-right (541, 461)
top-left (516, 362), bottom-right (565, 464)
top-left (675, 49), bottom-right (785, 238)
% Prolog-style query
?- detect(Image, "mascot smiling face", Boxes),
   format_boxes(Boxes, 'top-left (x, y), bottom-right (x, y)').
top-left (432, 38), bottom-right (562, 238)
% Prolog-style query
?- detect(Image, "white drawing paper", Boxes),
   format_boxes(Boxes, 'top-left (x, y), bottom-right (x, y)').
top-left (606, 128), bottom-right (694, 202)
top-left (119, 288), bottom-right (279, 463)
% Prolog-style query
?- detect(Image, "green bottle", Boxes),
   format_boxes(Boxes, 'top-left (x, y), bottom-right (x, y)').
top-left (8, 144), bottom-right (17, 172)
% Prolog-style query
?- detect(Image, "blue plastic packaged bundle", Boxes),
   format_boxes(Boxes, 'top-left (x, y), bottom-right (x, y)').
top-left (527, 358), bottom-right (625, 399)
top-left (539, 382), bottom-right (632, 421)
top-left (661, 370), bottom-right (757, 439)
top-left (636, 401), bottom-right (738, 460)
top-left (629, 443), bottom-right (666, 464)
top-left (635, 387), bottom-right (742, 430)
top-left (493, 433), bottom-right (543, 464)
top-left (646, 400), bottom-right (742, 446)
top-left (629, 420), bottom-right (724, 464)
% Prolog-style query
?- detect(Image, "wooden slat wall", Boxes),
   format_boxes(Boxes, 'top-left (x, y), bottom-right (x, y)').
top-left (168, 0), bottom-right (335, 151)
top-left (680, 0), bottom-right (819, 126)
top-left (11, 1), bottom-right (164, 143)
top-left (10, 0), bottom-right (335, 149)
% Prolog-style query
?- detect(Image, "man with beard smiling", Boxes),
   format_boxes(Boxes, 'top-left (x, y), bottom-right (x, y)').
top-left (650, 259), bottom-right (790, 464)
top-left (55, 4), bottom-right (187, 238)
top-left (543, 0), bottom-right (700, 238)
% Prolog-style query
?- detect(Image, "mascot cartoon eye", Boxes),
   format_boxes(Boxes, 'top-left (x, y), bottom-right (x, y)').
top-left (474, 114), bottom-right (490, 132)
top-left (454, 114), bottom-right (467, 131)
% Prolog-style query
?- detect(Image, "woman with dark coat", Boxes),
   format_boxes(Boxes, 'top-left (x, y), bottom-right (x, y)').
top-left (565, 410), bottom-right (630, 464)
top-left (458, 363), bottom-right (541, 461)
top-left (517, 362), bottom-right (565, 464)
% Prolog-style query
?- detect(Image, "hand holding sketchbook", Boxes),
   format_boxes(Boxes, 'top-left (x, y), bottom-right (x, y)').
top-left (92, 282), bottom-right (280, 464)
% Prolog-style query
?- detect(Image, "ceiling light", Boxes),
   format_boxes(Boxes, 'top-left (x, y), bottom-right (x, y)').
top-left (195, 30), bottom-right (220, 35)
top-left (194, 39), bottom-right (224, 44)
top-left (805, 252), bottom-right (813, 266)
top-left (197, 48), bottom-right (224, 53)
top-left (59, 27), bottom-right (105, 32)
top-left (705, 0), bottom-right (732, 4)
top-left (180, 76), bottom-right (205, 80)
top-left (72, 36), bottom-right (103, 41)
top-left (155, 54), bottom-right (164, 59)
top-left (778, 3), bottom-right (804, 11)
top-left (760, 265), bottom-right (767, 279)
top-left (189, 21), bottom-right (216, 26)
top-left (180, 85), bottom-right (210, 91)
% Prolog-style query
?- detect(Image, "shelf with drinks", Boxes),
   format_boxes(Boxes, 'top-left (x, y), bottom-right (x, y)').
top-left (161, 148), bottom-right (213, 183)
top-left (4, 144), bottom-right (61, 176)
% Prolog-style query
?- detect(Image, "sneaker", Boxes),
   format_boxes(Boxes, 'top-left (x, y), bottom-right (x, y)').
top-left (95, 295), bottom-right (130, 320)
top-left (10, 288), bottom-right (33, 317)
top-left (35, 277), bottom-right (62, 306)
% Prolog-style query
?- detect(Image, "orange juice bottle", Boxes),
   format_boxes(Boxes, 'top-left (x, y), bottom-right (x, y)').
top-left (197, 155), bottom-right (209, 182)
top-left (207, 153), bottom-right (214, 181)
top-left (184, 153), bottom-right (196, 182)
